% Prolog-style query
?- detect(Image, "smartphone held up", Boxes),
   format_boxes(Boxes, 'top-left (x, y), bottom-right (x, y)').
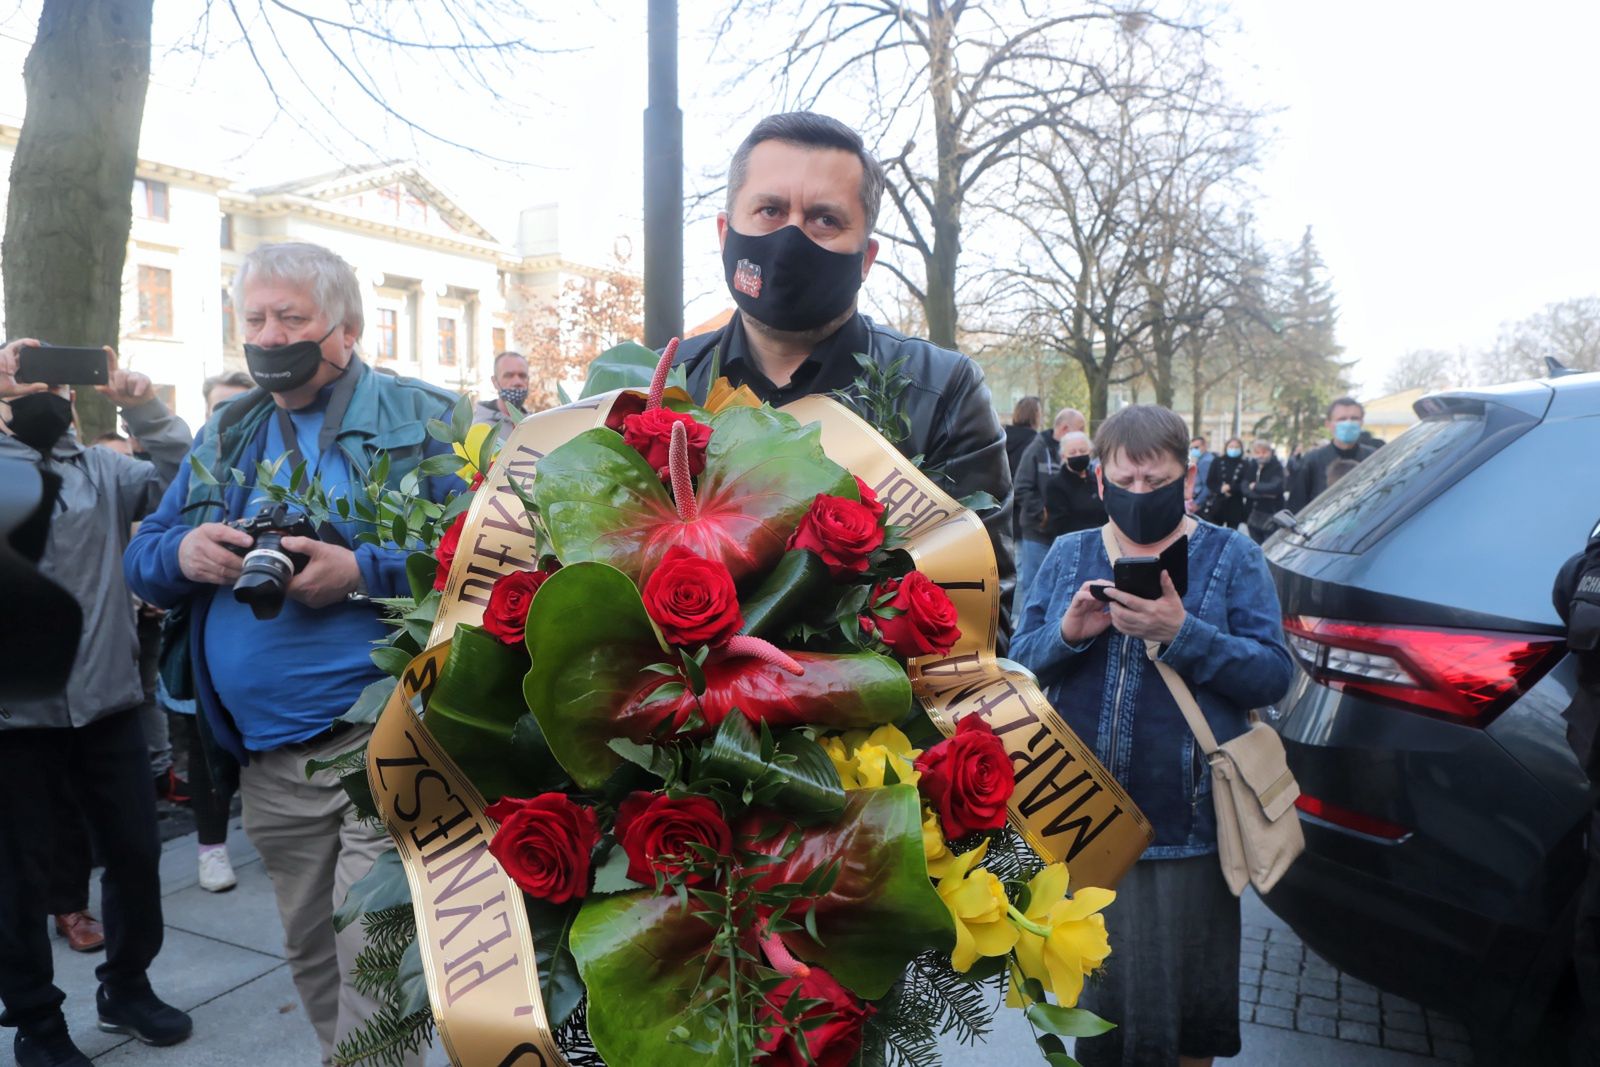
top-left (16, 345), bottom-right (111, 387)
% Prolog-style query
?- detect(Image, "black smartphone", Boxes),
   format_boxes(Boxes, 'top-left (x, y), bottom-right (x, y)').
top-left (1113, 556), bottom-right (1164, 600)
top-left (16, 345), bottom-right (109, 386)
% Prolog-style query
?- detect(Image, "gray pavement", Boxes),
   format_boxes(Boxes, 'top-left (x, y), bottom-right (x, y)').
top-left (54, 827), bottom-right (1472, 1065)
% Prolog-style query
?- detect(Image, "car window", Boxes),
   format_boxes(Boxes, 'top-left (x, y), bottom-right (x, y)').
top-left (1293, 415), bottom-right (1485, 553)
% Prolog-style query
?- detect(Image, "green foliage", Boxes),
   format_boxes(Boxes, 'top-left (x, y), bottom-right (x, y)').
top-left (838, 352), bottom-right (913, 446)
top-left (333, 849), bottom-right (410, 933)
top-left (580, 340), bottom-right (687, 399)
top-left (860, 950), bottom-right (1005, 1067)
top-left (335, 905), bottom-right (435, 1067)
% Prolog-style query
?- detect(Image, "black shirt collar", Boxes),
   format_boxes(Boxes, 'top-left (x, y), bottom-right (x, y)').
top-left (719, 312), bottom-right (870, 405)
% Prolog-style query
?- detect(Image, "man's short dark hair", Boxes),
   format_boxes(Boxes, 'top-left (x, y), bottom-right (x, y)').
top-left (726, 112), bottom-right (887, 235)
top-left (1093, 404), bottom-right (1190, 469)
top-left (1326, 396), bottom-right (1364, 420)
top-left (493, 350), bottom-right (525, 369)
top-left (202, 371), bottom-right (253, 404)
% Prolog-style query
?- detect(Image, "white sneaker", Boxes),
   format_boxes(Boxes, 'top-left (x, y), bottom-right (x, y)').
top-left (198, 848), bottom-right (237, 893)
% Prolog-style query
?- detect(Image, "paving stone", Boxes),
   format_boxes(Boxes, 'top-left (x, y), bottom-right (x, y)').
top-left (1254, 1004), bottom-right (1294, 1030)
top-left (1239, 1002), bottom-right (1255, 1023)
top-left (1260, 969), bottom-right (1298, 992)
top-left (1242, 923), bottom-right (1269, 942)
top-left (1298, 996), bottom-right (1338, 1018)
top-left (1239, 967), bottom-right (1258, 986)
top-left (1382, 992), bottom-right (1422, 1013)
top-left (1239, 983), bottom-right (1259, 1004)
top-left (1434, 1037), bottom-right (1474, 1063)
top-left (1264, 955), bottom-right (1300, 975)
top-left (1300, 976), bottom-right (1337, 1000)
top-left (1301, 959), bottom-right (1338, 980)
top-left (1384, 1009), bottom-right (1427, 1035)
top-left (1340, 982), bottom-right (1380, 1005)
top-left (1382, 1028), bottom-right (1432, 1054)
top-left (1258, 986), bottom-right (1296, 1010)
top-left (1295, 1012), bottom-right (1338, 1038)
top-left (1338, 1021), bottom-right (1381, 1045)
top-left (1338, 1001), bottom-right (1380, 1024)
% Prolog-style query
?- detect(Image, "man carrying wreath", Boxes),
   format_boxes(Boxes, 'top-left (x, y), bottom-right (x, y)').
top-left (667, 111), bottom-right (1016, 631)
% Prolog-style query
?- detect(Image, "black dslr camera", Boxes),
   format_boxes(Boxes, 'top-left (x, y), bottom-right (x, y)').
top-left (226, 503), bottom-right (319, 620)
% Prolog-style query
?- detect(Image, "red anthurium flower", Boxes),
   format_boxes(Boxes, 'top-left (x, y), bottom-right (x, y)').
top-left (614, 792), bottom-right (732, 887)
top-left (787, 494), bottom-right (884, 578)
top-left (870, 572), bottom-right (961, 658)
top-left (482, 569), bottom-right (551, 645)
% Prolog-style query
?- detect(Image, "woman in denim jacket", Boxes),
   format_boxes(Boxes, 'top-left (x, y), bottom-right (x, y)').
top-left (1013, 405), bottom-right (1294, 1067)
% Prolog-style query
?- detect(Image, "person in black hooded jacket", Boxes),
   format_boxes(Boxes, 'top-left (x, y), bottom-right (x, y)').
top-left (1242, 439), bottom-right (1286, 544)
top-left (1205, 437), bottom-right (1249, 529)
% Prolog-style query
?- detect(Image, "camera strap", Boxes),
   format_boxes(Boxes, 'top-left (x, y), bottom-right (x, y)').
top-left (273, 357), bottom-right (362, 475)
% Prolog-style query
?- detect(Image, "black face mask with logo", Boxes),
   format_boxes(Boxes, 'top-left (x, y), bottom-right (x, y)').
top-left (1100, 475), bottom-right (1187, 545)
top-left (722, 225), bottom-right (865, 334)
top-left (7, 392), bottom-right (73, 453)
top-left (244, 324), bottom-right (340, 393)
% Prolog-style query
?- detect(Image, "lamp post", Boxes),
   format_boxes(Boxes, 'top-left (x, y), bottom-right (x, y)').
top-left (643, 0), bottom-right (683, 348)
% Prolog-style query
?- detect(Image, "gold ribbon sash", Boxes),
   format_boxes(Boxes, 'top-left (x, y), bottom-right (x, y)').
top-left (369, 389), bottom-right (1151, 1066)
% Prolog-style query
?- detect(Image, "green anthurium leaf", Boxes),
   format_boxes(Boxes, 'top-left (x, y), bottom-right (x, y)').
top-left (752, 785), bottom-right (953, 999)
top-left (569, 891), bottom-right (734, 1067)
top-left (1026, 1004), bottom-right (1117, 1038)
top-left (338, 768), bottom-right (378, 821)
top-left (697, 714), bottom-right (845, 818)
top-left (580, 341), bottom-right (673, 399)
top-left (333, 849), bottom-right (409, 932)
top-left (338, 677), bottom-right (395, 725)
top-left (535, 405), bottom-right (853, 585)
top-left (1044, 1054), bottom-right (1083, 1067)
top-left (396, 938), bottom-right (430, 1018)
top-left (509, 713), bottom-right (569, 794)
top-left (738, 549), bottom-right (832, 639)
top-left (405, 550), bottom-right (438, 602)
top-left (421, 626), bottom-right (543, 803)
top-left (526, 897), bottom-right (585, 1031)
top-left (370, 644), bottom-right (412, 679)
top-left (525, 563), bottom-right (671, 790)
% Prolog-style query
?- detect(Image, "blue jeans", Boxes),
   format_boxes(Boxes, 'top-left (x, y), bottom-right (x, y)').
top-left (1014, 537), bottom-right (1052, 618)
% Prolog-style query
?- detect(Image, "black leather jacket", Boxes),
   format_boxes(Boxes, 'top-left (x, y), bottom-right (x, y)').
top-left (672, 313), bottom-right (1016, 639)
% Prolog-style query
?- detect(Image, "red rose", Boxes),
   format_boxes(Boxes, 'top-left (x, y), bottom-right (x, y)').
top-left (641, 546), bottom-right (743, 648)
top-left (786, 494), bottom-right (885, 578)
top-left (433, 512), bottom-right (468, 591)
top-left (468, 470), bottom-right (486, 491)
top-left (756, 967), bottom-right (874, 1067)
top-left (614, 791), bottom-right (732, 887)
top-left (871, 571), bottom-right (961, 658)
top-left (853, 475), bottom-right (885, 522)
top-left (482, 569), bottom-right (551, 645)
top-left (913, 716), bottom-right (1015, 838)
top-left (622, 408), bottom-right (712, 480)
top-left (485, 793), bottom-right (600, 903)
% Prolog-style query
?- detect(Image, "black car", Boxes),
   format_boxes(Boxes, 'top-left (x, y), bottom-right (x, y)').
top-left (1260, 371), bottom-right (1600, 1061)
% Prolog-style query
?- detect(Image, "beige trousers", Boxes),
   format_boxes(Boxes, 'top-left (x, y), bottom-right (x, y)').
top-left (240, 727), bottom-right (422, 1067)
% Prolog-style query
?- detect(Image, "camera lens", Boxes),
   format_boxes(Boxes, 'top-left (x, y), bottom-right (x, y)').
top-left (233, 532), bottom-right (295, 620)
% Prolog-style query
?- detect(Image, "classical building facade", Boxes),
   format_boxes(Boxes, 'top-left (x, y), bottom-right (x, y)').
top-left (0, 125), bottom-right (609, 431)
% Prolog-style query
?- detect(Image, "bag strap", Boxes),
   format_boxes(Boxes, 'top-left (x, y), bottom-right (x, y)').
top-left (1097, 523), bottom-right (1221, 755)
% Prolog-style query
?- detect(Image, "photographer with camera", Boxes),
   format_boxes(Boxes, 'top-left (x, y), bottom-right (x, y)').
top-left (124, 242), bottom-right (462, 1065)
top-left (0, 340), bottom-right (194, 1066)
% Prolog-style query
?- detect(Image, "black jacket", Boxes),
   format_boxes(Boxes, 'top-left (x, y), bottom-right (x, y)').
top-left (1242, 455), bottom-right (1286, 527)
top-left (1289, 440), bottom-right (1377, 511)
top-left (1205, 453), bottom-right (1250, 527)
top-left (1005, 424), bottom-right (1038, 475)
top-left (672, 312), bottom-right (1016, 633)
top-left (1012, 430), bottom-right (1060, 545)
top-left (1043, 466), bottom-right (1107, 539)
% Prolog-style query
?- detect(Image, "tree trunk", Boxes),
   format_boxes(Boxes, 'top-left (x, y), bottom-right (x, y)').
top-left (922, 3), bottom-right (960, 351)
top-left (3, 0), bottom-right (153, 441)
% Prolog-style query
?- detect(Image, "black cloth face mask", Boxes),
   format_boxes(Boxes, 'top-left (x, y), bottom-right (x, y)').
top-left (722, 224), bottom-right (866, 334)
top-left (245, 324), bottom-right (340, 393)
top-left (6, 392), bottom-right (73, 454)
top-left (1100, 474), bottom-right (1186, 545)
top-left (1065, 454), bottom-right (1091, 474)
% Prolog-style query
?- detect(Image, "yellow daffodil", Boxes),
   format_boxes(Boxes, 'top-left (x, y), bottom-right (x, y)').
top-left (1007, 863), bottom-right (1115, 1008)
top-left (821, 726), bottom-right (921, 791)
top-left (452, 422), bottom-right (496, 481)
top-left (936, 841), bottom-right (1020, 972)
top-left (922, 809), bottom-right (957, 879)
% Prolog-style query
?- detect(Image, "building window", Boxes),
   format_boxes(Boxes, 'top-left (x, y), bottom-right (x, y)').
top-left (133, 179), bottom-right (169, 222)
top-left (378, 309), bottom-right (398, 362)
top-left (437, 317), bottom-right (457, 365)
top-left (492, 326), bottom-right (507, 354)
top-left (221, 287), bottom-right (235, 345)
top-left (138, 266), bottom-right (173, 335)
top-left (220, 214), bottom-right (234, 250)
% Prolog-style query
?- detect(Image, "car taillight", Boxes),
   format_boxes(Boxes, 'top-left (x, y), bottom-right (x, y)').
top-left (1282, 616), bottom-right (1565, 727)
top-left (1294, 794), bottom-right (1410, 841)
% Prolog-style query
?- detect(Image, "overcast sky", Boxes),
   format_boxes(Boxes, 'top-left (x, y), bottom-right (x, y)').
top-left (3, 0), bottom-right (1595, 397)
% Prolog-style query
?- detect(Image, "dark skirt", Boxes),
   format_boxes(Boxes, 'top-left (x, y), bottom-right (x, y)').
top-left (1073, 855), bottom-right (1242, 1066)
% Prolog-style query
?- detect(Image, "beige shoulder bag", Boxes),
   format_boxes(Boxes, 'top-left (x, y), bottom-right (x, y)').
top-left (1098, 523), bottom-right (1304, 895)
